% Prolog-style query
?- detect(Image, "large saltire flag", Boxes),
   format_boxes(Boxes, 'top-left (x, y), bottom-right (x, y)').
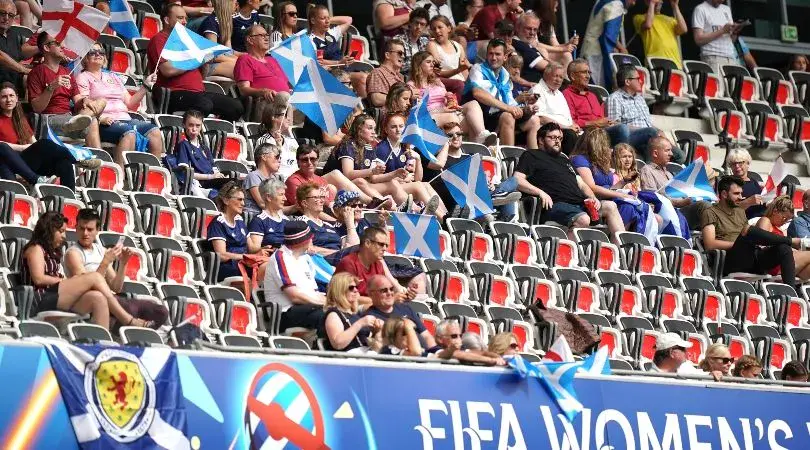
top-left (160, 23), bottom-right (232, 71)
top-left (46, 123), bottom-right (95, 161)
top-left (391, 212), bottom-right (441, 259)
top-left (401, 93), bottom-right (447, 164)
top-left (440, 153), bottom-right (494, 219)
top-left (289, 59), bottom-right (361, 135)
top-left (41, 0), bottom-right (109, 58)
top-left (660, 158), bottom-right (718, 201)
top-left (269, 30), bottom-right (317, 86)
top-left (32, 338), bottom-right (189, 449)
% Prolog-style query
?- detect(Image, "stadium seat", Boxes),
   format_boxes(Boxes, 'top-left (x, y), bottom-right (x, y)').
top-left (19, 320), bottom-right (61, 339)
top-left (67, 323), bottom-right (115, 344)
top-left (661, 318), bottom-right (708, 365)
top-left (438, 302), bottom-right (488, 342)
top-left (488, 221), bottom-right (536, 265)
top-left (720, 64), bottom-right (761, 107)
top-left (85, 149), bottom-right (124, 191)
top-left (203, 286), bottom-right (267, 340)
top-left (636, 274), bottom-right (684, 326)
top-left (787, 327), bottom-right (810, 369)
top-left (657, 235), bottom-right (706, 281)
top-left (683, 60), bottom-right (724, 109)
top-left (706, 322), bottom-right (750, 361)
top-left (139, 13), bottom-right (161, 40)
top-left (741, 101), bottom-right (792, 149)
top-left (485, 305), bottom-right (534, 351)
top-left (268, 336), bottom-right (310, 350)
top-left (124, 152), bottom-right (173, 196)
top-left (778, 104), bottom-right (810, 151)
top-left (119, 326), bottom-right (167, 346)
top-left (788, 70), bottom-right (810, 110)
top-left (647, 57), bottom-right (694, 115)
top-left (446, 218), bottom-right (494, 262)
top-left (34, 184), bottom-right (84, 231)
top-left (142, 236), bottom-right (197, 285)
top-left (760, 282), bottom-right (808, 332)
top-left (616, 231), bottom-right (661, 276)
top-left (754, 67), bottom-right (794, 108)
top-left (744, 324), bottom-right (791, 376)
top-left (128, 192), bottom-right (182, 239)
top-left (222, 334), bottom-right (262, 348)
top-left (672, 129), bottom-right (712, 163)
top-left (0, 180), bottom-right (38, 228)
top-left (531, 225), bottom-right (579, 268)
top-left (81, 189), bottom-right (137, 235)
top-left (421, 259), bottom-right (470, 303)
top-left (573, 228), bottom-right (621, 272)
top-left (97, 232), bottom-right (153, 283)
top-left (0, 226), bottom-right (33, 272)
top-left (508, 264), bottom-right (556, 308)
top-left (465, 261), bottom-right (516, 307)
top-left (706, 98), bottom-right (753, 145)
top-left (594, 270), bottom-right (643, 319)
top-left (498, 145), bottom-right (525, 179)
top-left (680, 276), bottom-right (727, 331)
top-left (551, 267), bottom-right (602, 314)
top-left (177, 196), bottom-right (220, 239)
top-left (618, 316), bottom-right (659, 367)
top-left (720, 279), bottom-right (770, 329)
top-left (578, 312), bottom-right (622, 358)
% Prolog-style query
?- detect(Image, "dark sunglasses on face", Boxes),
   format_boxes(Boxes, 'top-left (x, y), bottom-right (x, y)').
top-left (86, 49), bottom-right (104, 56)
top-left (298, 156), bottom-right (318, 163)
top-left (712, 357), bottom-right (734, 364)
top-left (347, 285), bottom-right (358, 292)
top-left (443, 333), bottom-right (461, 339)
top-left (374, 286), bottom-right (395, 294)
top-left (388, 50), bottom-right (405, 57)
top-left (509, 343), bottom-right (519, 349)
top-left (285, 11), bottom-right (298, 17)
top-left (446, 132), bottom-right (463, 138)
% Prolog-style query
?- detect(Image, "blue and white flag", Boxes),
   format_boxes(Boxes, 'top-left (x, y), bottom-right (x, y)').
top-left (308, 253), bottom-right (334, 288)
top-left (638, 191), bottom-right (691, 241)
top-left (578, 346), bottom-right (612, 375)
top-left (289, 59), bottom-right (361, 135)
top-left (160, 23), bottom-right (232, 71)
top-left (34, 339), bottom-right (189, 449)
top-left (440, 153), bottom-right (494, 219)
top-left (401, 94), bottom-right (447, 164)
top-left (269, 29), bottom-right (317, 86)
top-left (46, 123), bottom-right (95, 161)
top-left (661, 158), bottom-right (717, 201)
top-left (391, 212), bottom-right (440, 259)
top-left (109, 0), bottom-right (140, 40)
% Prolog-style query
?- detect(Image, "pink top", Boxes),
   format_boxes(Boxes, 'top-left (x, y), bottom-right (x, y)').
top-left (75, 70), bottom-right (131, 121)
top-left (408, 80), bottom-right (447, 112)
top-left (233, 54), bottom-right (291, 92)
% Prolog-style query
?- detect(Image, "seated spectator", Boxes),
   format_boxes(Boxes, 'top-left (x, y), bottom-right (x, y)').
top-left (488, 332), bottom-right (520, 357)
top-left (563, 58), bottom-right (642, 149)
top-left (286, 145), bottom-right (394, 210)
top-left (265, 221), bottom-right (327, 332)
top-left (606, 65), bottom-right (665, 161)
top-left (633, 0), bottom-right (688, 68)
top-left (755, 195), bottom-right (810, 281)
top-left (732, 354), bottom-right (763, 378)
top-left (726, 148), bottom-right (765, 219)
top-left (697, 343), bottom-right (732, 380)
top-left (28, 32), bottom-right (99, 148)
top-left (147, 3), bottom-right (244, 122)
top-left (373, 0), bottom-right (414, 43)
top-left (294, 183), bottom-right (343, 255)
top-left (534, 0), bottom-right (577, 68)
top-left (335, 226), bottom-right (410, 302)
top-left (77, 43), bottom-right (162, 164)
top-left (364, 274), bottom-right (437, 348)
top-left (200, 0), bottom-right (259, 53)
top-left (505, 53), bottom-right (535, 96)
top-left (461, 331), bottom-right (486, 351)
top-left (208, 182), bottom-right (249, 281)
top-left (0, 0), bottom-right (32, 92)
top-left (384, 82), bottom-right (415, 116)
top-left (433, 319), bottom-right (506, 365)
top-left (308, 4), bottom-right (366, 97)
top-left (530, 62), bottom-right (581, 155)
top-left (243, 143), bottom-right (284, 215)
top-left (375, 113), bottom-right (444, 217)
top-left (380, 316), bottom-right (425, 356)
top-left (788, 190), bottom-right (810, 239)
top-left (701, 176), bottom-right (810, 287)
top-left (612, 143), bottom-right (641, 193)
top-left (788, 54), bottom-right (808, 74)
top-left (466, 39), bottom-right (541, 148)
top-left (270, 1), bottom-right (298, 45)
top-left (426, 16), bottom-right (469, 100)
top-left (332, 190), bottom-right (376, 248)
top-left (234, 24), bottom-right (290, 122)
top-left (781, 360), bottom-right (808, 382)
top-left (515, 122), bottom-right (625, 239)
top-left (324, 114), bottom-right (415, 208)
top-left (22, 212), bottom-right (149, 330)
top-left (394, 8), bottom-right (430, 77)
top-left (490, 19), bottom-right (516, 56)
top-left (409, 51), bottom-right (489, 144)
top-left (470, 0), bottom-right (521, 40)
top-left (181, 0), bottom-right (214, 31)
top-left (367, 39), bottom-right (407, 108)
top-left (650, 332), bottom-right (705, 375)
top-left (63, 209), bottom-right (168, 329)
top-left (0, 83), bottom-right (99, 190)
top-left (255, 93), bottom-right (298, 180)
top-left (247, 178), bottom-right (289, 253)
top-left (176, 110), bottom-right (231, 197)
top-left (320, 272), bottom-right (383, 352)
top-left (511, 12), bottom-right (549, 83)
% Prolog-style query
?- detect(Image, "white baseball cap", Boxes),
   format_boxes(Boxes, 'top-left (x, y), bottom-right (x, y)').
top-left (655, 332), bottom-right (692, 351)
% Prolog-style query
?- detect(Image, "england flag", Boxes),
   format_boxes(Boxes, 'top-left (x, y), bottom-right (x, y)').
top-left (41, 0), bottom-right (109, 58)
top-left (391, 212), bottom-right (441, 259)
top-left (761, 155), bottom-right (787, 200)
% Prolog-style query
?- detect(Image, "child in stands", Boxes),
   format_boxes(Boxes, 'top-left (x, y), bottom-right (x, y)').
top-left (175, 109), bottom-right (229, 198)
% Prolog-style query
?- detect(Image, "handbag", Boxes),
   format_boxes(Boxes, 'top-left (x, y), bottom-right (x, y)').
top-left (237, 250), bottom-right (272, 301)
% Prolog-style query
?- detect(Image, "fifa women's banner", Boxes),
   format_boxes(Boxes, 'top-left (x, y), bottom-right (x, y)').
top-left (0, 341), bottom-right (809, 449)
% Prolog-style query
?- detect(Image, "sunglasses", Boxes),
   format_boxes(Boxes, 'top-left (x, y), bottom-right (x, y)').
top-left (712, 357), bottom-right (734, 364)
top-left (370, 240), bottom-right (389, 248)
top-left (86, 49), bottom-right (104, 57)
top-left (374, 286), bottom-right (395, 294)
top-left (298, 156), bottom-right (318, 163)
top-left (347, 285), bottom-right (358, 292)
top-left (443, 333), bottom-right (461, 339)
top-left (509, 343), bottom-right (519, 349)
top-left (446, 132), bottom-right (463, 138)
top-left (387, 50), bottom-right (405, 57)
top-left (285, 11), bottom-right (298, 17)
top-left (346, 202), bottom-right (364, 208)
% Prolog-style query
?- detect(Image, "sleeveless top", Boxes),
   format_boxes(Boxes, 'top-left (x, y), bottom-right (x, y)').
top-left (434, 40), bottom-right (465, 81)
top-left (319, 307), bottom-right (370, 351)
top-left (22, 245), bottom-right (63, 293)
top-left (63, 243), bottom-right (104, 277)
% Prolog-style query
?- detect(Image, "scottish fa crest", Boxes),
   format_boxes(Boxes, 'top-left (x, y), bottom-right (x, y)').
top-left (84, 349), bottom-right (156, 442)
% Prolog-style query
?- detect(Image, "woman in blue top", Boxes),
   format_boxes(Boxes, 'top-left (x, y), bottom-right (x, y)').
top-left (199, 0), bottom-right (260, 53)
top-left (207, 182), bottom-right (249, 281)
top-left (175, 110), bottom-right (232, 196)
top-left (247, 178), bottom-right (288, 253)
top-left (307, 4), bottom-right (367, 97)
top-left (294, 182), bottom-right (343, 256)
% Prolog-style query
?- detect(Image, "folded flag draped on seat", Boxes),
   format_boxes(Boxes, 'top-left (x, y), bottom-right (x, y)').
top-left (160, 23), bottom-right (232, 71)
top-left (108, 0), bottom-right (140, 40)
top-left (391, 212), bottom-right (441, 259)
top-left (269, 30), bottom-right (317, 85)
top-left (46, 123), bottom-right (96, 161)
top-left (401, 94), bottom-right (447, 164)
top-left (440, 153), bottom-right (494, 219)
top-left (34, 339), bottom-right (189, 449)
top-left (660, 158), bottom-right (717, 201)
top-left (41, 0), bottom-right (109, 58)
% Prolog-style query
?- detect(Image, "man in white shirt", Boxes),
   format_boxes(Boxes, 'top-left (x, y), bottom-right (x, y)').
top-left (418, 0), bottom-right (455, 26)
top-left (530, 62), bottom-right (579, 154)
top-left (651, 333), bottom-right (722, 380)
top-left (691, 0), bottom-right (744, 74)
top-left (264, 221), bottom-right (326, 331)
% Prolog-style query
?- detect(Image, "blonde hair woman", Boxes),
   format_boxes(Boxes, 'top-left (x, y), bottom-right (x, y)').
top-left (488, 332), bottom-right (520, 356)
top-left (698, 343), bottom-right (733, 376)
top-left (320, 273), bottom-right (383, 352)
top-left (612, 143), bottom-right (640, 193)
top-left (756, 195), bottom-right (810, 280)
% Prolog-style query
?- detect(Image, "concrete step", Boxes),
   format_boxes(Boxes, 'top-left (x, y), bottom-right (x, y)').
top-left (652, 114), bottom-right (712, 134)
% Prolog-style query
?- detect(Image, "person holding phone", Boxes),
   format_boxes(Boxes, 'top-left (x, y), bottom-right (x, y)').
top-left (692, 0), bottom-right (744, 74)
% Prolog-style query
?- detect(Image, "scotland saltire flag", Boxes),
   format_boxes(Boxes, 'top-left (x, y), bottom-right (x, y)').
top-left (46, 123), bottom-right (95, 161)
top-left (308, 253), bottom-right (334, 288)
top-left (579, 346), bottom-right (612, 375)
top-left (160, 23), bottom-right (231, 71)
top-left (440, 153), bottom-right (494, 219)
top-left (290, 59), bottom-right (361, 135)
top-left (391, 212), bottom-right (440, 259)
top-left (34, 339), bottom-right (189, 449)
top-left (269, 29), bottom-right (317, 85)
top-left (661, 158), bottom-right (717, 201)
top-left (401, 94), bottom-right (447, 164)
top-left (638, 191), bottom-right (691, 241)
top-left (108, 0), bottom-right (140, 40)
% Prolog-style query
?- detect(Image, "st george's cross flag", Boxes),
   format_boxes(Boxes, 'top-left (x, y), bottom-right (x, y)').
top-left (391, 212), bottom-right (441, 259)
top-left (761, 154), bottom-right (787, 200)
top-left (160, 23), bottom-right (232, 71)
top-left (660, 158), bottom-right (717, 201)
top-left (542, 335), bottom-right (575, 362)
top-left (440, 153), bottom-right (494, 219)
top-left (288, 59), bottom-right (361, 135)
top-left (269, 30), bottom-right (317, 86)
top-left (41, 0), bottom-right (109, 58)
top-left (401, 93), bottom-right (447, 164)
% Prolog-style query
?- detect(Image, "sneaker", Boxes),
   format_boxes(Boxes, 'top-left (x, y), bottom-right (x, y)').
top-left (398, 194), bottom-right (414, 213)
top-left (483, 132), bottom-right (498, 148)
top-left (476, 213), bottom-right (495, 227)
top-left (60, 114), bottom-right (92, 134)
top-left (75, 158), bottom-right (102, 170)
top-left (422, 194), bottom-right (440, 216)
top-left (35, 175), bottom-right (57, 185)
top-left (491, 191), bottom-right (521, 206)
top-left (368, 195), bottom-right (395, 210)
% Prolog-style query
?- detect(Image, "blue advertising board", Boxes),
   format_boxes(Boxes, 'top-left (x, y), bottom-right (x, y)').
top-left (0, 341), bottom-right (807, 449)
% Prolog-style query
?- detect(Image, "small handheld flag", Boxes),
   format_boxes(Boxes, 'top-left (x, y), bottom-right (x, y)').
top-left (269, 30), bottom-right (317, 86)
top-left (160, 23), bottom-right (232, 71)
top-left (391, 212), bottom-right (441, 259)
top-left (108, 0), bottom-right (140, 40)
top-left (46, 123), bottom-right (95, 162)
top-left (660, 158), bottom-right (717, 201)
top-left (401, 94), bottom-right (447, 164)
top-left (289, 59), bottom-right (361, 135)
top-left (440, 153), bottom-right (494, 219)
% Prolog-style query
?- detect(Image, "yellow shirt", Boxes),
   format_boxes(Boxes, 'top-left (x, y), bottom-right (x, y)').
top-left (633, 13), bottom-right (682, 69)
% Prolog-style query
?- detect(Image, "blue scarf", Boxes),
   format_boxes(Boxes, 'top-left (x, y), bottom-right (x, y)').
top-left (476, 63), bottom-right (512, 105)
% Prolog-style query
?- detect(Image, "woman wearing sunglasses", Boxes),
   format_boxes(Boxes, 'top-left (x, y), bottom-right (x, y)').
top-left (320, 272), bottom-right (383, 352)
top-left (488, 332), bottom-right (521, 357)
top-left (270, 1), bottom-right (298, 46)
top-left (698, 343), bottom-right (733, 379)
top-left (75, 43), bottom-right (162, 165)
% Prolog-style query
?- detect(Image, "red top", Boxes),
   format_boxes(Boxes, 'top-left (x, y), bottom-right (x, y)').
top-left (0, 115), bottom-right (33, 145)
top-left (181, 0), bottom-right (209, 8)
top-left (562, 85), bottom-right (605, 128)
top-left (147, 30), bottom-right (204, 92)
top-left (233, 54), bottom-right (291, 92)
top-left (334, 251), bottom-right (385, 296)
top-left (470, 5), bottom-right (517, 39)
top-left (27, 64), bottom-right (78, 115)
top-left (284, 171), bottom-right (334, 206)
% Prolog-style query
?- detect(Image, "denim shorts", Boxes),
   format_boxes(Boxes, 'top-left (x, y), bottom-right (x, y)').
top-left (541, 201), bottom-right (587, 226)
top-left (99, 119), bottom-right (157, 144)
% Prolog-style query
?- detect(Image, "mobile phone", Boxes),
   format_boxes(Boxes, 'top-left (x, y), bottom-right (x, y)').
top-left (116, 235), bottom-right (126, 247)
top-left (350, 49), bottom-right (361, 59)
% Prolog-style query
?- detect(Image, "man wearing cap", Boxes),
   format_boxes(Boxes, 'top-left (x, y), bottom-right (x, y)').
top-left (651, 332), bottom-right (721, 380)
top-left (264, 221), bottom-right (326, 331)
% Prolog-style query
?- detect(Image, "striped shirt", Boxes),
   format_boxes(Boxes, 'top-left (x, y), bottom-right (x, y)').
top-left (606, 89), bottom-right (653, 129)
